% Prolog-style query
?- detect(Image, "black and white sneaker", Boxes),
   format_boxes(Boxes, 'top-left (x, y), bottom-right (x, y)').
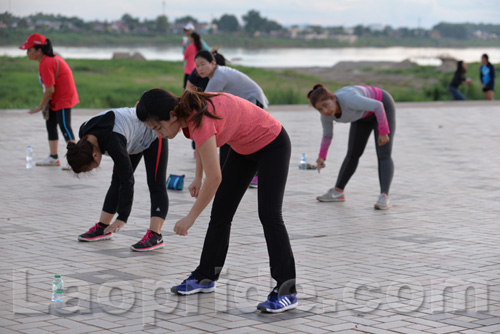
top-left (130, 230), bottom-right (164, 252)
top-left (78, 222), bottom-right (112, 242)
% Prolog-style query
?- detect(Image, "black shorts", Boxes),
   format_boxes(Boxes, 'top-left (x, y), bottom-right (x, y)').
top-left (482, 87), bottom-right (494, 92)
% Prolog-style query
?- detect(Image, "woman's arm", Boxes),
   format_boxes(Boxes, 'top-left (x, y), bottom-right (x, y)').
top-left (29, 85), bottom-right (54, 114)
top-left (188, 147), bottom-right (204, 198)
top-left (174, 135), bottom-right (222, 236)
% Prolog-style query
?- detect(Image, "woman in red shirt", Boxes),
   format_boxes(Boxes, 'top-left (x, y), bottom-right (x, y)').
top-left (183, 32), bottom-right (202, 88)
top-left (136, 89), bottom-right (297, 313)
top-left (20, 33), bottom-right (79, 168)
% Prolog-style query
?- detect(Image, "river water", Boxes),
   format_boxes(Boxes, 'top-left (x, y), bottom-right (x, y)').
top-left (2, 46), bottom-right (498, 68)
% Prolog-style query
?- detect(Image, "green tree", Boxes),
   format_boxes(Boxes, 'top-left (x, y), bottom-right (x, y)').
top-left (216, 14), bottom-right (240, 32)
top-left (242, 10), bottom-right (265, 35)
top-left (433, 22), bottom-right (467, 39)
top-left (175, 16), bottom-right (198, 24)
top-left (17, 18), bottom-right (29, 29)
top-left (263, 20), bottom-right (282, 33)
top-left (121, 14), bottom-right (140, 31)
top-left (156, 15), bottom-right (169, 33)
top-left (0, 11), bottom-right (15, 26)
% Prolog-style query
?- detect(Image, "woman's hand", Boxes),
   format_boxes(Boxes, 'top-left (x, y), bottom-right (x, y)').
top-left (378, 134), bottom-right (390, 146)
top-left (104, 220), bottom-right (126, 234)
top-left (188, 177), bottom-right (202, 198)
top-left (316, 158), bottom-right (326, 173)
top-left (174, 216), bottom-right (196, 236)
top-left (28, 107), bottom-right (41, 115)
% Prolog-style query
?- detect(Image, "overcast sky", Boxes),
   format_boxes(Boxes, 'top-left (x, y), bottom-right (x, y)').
top-left (4, 0), bottom-right (500, 29)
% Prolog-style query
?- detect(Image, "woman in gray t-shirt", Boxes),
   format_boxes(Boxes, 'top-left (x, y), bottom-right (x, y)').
top-left (189, 50), bottom-right (268, 187)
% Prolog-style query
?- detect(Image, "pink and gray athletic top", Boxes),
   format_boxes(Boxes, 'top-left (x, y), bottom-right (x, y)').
top-left (318, 85), bottom-right (390, 160)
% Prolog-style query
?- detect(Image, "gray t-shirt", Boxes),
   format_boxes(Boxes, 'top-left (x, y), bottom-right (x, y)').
top-left (93, 107), bottom-right (158, 155)
top-left (205, 65), bottom-right (269, 109)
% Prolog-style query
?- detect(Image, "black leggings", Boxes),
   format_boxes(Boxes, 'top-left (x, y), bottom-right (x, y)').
top-left (46, 108), bottom-right (75, 142)
top-left (103, 138), bottom-right (169, 220)
top-left (192, 128), bottom-right (296, 294)
top-left (336, 91), bottom-right (396, 194)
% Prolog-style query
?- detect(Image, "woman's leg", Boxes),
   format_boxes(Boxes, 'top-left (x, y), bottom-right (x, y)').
top-left (142, 138), bottom-right (169, 233)
top-left (484, 90), bottom-right (494, 100)
top-left (46, 110), bottom-right (59, 156)
top-left (219, 144), bottom-right (231, 169)
top-left (449, 86), bottom-right (465, 100)
top-left (192, 150), bottom-right (258, 282)
top-left (102, 154), bottom-right (143, 217)
top-left (255, 128), bottom-right (296, 294)
top-left (55, 108), bottom-right (76, 143)
top-left (375, 92), bottom-right (396, 194)
top-left (335, 120), bottom-right (373, 190)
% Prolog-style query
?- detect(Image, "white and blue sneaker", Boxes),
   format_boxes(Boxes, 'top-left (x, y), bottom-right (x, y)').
top-left (257, 288), bottom-right (298, 313)
top-left (171, 274), bottom-right (215, 295)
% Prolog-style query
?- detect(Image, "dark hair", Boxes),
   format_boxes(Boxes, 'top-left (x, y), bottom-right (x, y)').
top-left (137, 88), bottom-right (222, 129)
top-left (33, 38), bottom-right (55, 57)
top-left (307, 83), bottom-right (333, 106)
top-left (66, 136), bottom-right (96, 173)
top-left (482, 53), bottom-right (489, 62)
top-left (456, 60), bottom-right (464, 74)
top-left (191, 32), bottom-right (202, 52)
top-left (195, 49), bottom-right (227, 66)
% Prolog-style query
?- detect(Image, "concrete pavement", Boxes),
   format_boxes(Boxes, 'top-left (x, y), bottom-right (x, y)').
top-left (1, 100), bottom-right (499, 333)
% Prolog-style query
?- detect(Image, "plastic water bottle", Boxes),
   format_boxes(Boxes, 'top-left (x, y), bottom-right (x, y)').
top-left (26, 146), bottom-right (33, 169)
top-left (51, 275), bottom-right (64, 302)
top-left (299, 153), bottom-right (307, 170)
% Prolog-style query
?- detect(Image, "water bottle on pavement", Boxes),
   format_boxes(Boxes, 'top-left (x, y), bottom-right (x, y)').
top-left (51, 275), bottom-right (64, 302)
top-left (26, 146), bottom-right (33, 169)
top-left (299, 153), bottom-right (307, 170)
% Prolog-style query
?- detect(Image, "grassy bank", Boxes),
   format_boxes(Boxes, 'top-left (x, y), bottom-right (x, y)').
top-left (0, 56), bottom-right (487, 109)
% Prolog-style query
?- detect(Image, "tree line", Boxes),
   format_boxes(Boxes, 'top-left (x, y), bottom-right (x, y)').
top-left (1, 10), bottom-right (499, 41)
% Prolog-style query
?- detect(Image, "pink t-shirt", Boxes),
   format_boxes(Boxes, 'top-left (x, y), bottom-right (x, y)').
top-left (184, 44), bottom-right (198, 75)
top-left (182, 93), bottom-right (282, 155)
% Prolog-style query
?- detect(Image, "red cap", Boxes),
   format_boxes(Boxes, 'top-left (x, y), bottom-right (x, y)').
top-left (19, 33), bottom-right (46, 50)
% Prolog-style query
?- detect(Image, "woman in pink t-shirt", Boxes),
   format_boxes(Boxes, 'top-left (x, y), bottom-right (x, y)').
top-left (183, 32), bottom-right (202, 88)
top-left (136, 89), bottom-right (297, 314)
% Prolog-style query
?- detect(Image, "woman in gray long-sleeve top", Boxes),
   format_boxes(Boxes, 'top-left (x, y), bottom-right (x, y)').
top-left (189, 50), bottom-right (268, 187)
top-left (307, 84), bottom-right (396, 210)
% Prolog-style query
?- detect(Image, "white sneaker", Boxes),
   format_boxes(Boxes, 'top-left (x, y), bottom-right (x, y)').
top-left (316, 188), bottom-right (345, 202)
top-left (36, 156), bottom-right (60, 166)
top-left (374, 193), bottom-right (391, 210)
top-left (62, 163), bottom-right (72, 171)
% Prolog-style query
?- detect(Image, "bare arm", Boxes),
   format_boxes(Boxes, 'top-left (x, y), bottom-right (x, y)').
top-left (188, 146), bottom-right (204, 198)
top-left (174, 135), bottom-right (222, 235)
top-left (29, 85), bottom-right (54, 114)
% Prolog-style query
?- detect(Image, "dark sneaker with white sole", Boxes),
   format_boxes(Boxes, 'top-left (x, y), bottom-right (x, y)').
top-left (78, 222), bottom-right (112, 242)
top-left (257, 288), bottom-right (298, 313)
top-left (130, 229), bottom-right (164, 252)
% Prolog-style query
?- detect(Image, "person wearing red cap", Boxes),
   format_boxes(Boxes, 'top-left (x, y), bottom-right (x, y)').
top-left (20, 33), bottom-right (80, 168)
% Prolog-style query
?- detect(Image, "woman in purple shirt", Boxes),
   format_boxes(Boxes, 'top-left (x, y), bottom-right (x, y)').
top-left (307, 84), bottom-right (396, 210)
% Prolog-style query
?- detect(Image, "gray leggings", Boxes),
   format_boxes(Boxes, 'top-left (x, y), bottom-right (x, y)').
top-left (336, 91), bottom-right (396, 194)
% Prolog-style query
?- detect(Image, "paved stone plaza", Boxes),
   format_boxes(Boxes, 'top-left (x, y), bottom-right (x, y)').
top-left (1, 101), bottom-right (499, 333)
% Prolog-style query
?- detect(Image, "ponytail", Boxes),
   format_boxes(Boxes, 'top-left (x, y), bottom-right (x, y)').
top-left (307, 83), bottom-right (332, 106)
top-left (191, 32), bottom-right (202, 52)
top-left (66, 136), bottom-right (95, 173)
top-left (175, 90), bottom-right (222, 128)
top-left (34, 38), bottom-right (55, 57)
top-left (137, 88), bottom-right (222, 129)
